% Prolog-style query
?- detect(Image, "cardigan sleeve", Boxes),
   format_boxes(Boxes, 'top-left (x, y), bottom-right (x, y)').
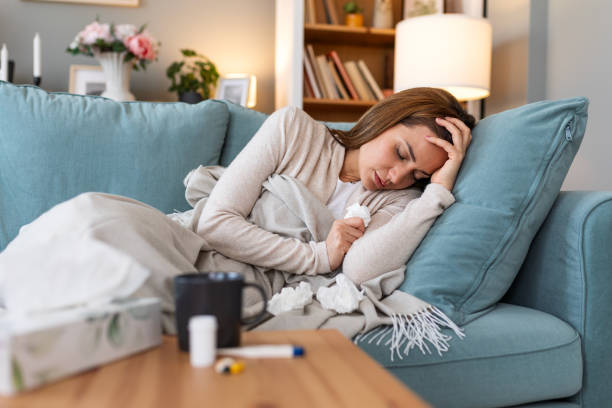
top-left (196, 107), bottom-right (331, 275)
top-left (342, 183), bottom-right (455, 284)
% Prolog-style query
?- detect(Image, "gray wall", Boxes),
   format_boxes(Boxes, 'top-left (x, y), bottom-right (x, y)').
top-left (530, 0), bottom-right (612, 191)
top-left (486, 0), bottom-right (529, 115)
top-left (0, 0), bottom-right (276, 112)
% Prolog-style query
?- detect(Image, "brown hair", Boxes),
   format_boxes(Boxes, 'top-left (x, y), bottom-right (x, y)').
top-left (328, 87), bottom-right (476, 149)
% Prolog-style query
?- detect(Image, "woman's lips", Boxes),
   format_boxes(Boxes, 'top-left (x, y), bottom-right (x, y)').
top-left (375, 172), bottom-right (384, 188)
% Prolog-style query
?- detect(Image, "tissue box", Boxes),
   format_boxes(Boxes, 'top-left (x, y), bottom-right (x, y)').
top-left (0, 298), bottom-right (161, 395)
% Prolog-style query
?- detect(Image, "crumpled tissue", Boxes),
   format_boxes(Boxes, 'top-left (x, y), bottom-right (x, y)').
top-left (316, 274), bottom-right (364, 314)
top-left (344, 203), bottom-right (371, 228)
top-left (267, 282), bottom-right (314, 316)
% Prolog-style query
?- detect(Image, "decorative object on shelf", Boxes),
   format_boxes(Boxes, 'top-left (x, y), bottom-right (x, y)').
top-left (216, 75), bottom-right (257, 108)
top-left (403, 0), bottom-right (444, 19)
top-left (166, 49), bottom-right (219, 104)
top-left (394, 14), bottom-right (491, 101)
top-left (0, 44), bottom-right (8, 82)
top-left (33, 33), bottom-right (41, 86)
top-left (343, 1), bottom-right (364, 27)
top-left (373, 0), bottom-right (394, 29)
top-left (67, 19), bottom-right (159, 101)
top-left (24, 0), bottom-right (139, 7)
top-left (68, 64), bottom-right (106, 96)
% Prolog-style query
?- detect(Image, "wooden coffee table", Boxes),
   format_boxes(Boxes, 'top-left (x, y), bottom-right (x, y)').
top-left (0, 329), bottom-right (430, 407)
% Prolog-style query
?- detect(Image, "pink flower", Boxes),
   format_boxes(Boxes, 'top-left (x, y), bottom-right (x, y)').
top-left (124, 32), bottom-right (156, 61)
top-left (79, 21), bottom-right (113, 45)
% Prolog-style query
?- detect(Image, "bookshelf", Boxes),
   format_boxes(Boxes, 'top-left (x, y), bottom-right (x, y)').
top-left (275, 0), bottom-right (403, 122)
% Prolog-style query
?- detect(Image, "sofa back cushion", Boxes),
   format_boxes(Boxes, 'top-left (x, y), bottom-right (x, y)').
top-left (0, 82), bottom-right (229, 250)
top-left (218, 100), bottom-right (268, 167)
top-left (400, 97), bottom-right (589, 325)
top-left (218, 99), bottom-right (356, 166)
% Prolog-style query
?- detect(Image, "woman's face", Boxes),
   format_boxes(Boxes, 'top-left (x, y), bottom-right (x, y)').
top-left (358, 123), bottom-right (448, 190)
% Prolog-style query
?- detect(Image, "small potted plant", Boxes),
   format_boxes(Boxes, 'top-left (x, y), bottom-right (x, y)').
top-left (343, 1), bottom-right (364, 27)
top-left (166, 49), bottom-right (219, 104)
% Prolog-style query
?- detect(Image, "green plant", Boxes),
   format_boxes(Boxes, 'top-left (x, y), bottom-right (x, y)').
top-left (343, 1), bottom-right (363, 14)
top-left (166, 49), bottom-right (219, 99)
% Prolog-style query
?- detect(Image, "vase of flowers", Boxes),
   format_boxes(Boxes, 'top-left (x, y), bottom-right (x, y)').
top-left (67, 20), bottom-right (159, 101)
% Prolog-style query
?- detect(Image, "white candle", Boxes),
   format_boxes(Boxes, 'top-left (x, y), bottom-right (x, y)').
top-left (33, 33), bottom-right (41, 77)
top-left (0, 44), bottom-right (8, 82)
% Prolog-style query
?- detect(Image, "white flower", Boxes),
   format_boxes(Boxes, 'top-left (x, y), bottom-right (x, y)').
top-left (114, 24), bottom-right (137, 41)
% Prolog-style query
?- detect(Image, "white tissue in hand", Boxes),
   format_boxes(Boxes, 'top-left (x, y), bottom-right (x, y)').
top-left (267, 282), bottom-right (314, 316)
top-left (316, 274), bottom-right (364, 314)
top-left (344, 203), bottom-right (371, 227)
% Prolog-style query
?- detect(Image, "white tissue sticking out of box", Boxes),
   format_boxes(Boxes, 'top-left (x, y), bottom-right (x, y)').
top-left (316, 274), bottom-right (364, 314)
top-left (267, 282), bottom-right (314, 316)
top-left (344, 203), bottom-right (371, 228)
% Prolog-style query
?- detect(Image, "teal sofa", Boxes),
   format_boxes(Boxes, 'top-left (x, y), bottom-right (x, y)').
top-left (1, 82), bottom-right (610, 407)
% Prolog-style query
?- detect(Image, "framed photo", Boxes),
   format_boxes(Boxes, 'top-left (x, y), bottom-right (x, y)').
top-left (215, 77), bottom-right (251, 107)
top-left (69, 65), bottom-right (106, 96)
top-left (403, 0), bottom-right (444, 19)
top-left (23, 0), bottom-right (138, 6)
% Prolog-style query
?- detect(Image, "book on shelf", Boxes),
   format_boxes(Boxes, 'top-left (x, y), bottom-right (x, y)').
top-left (306, 44), bottom-right (329, 99)
top-left (327, 60), bottom-right (349, 100)
top-left (305, 0), bottom-right (317, 24)
top-left (357, 60), bottom-right (384, 101)
top-left (304, 67), bottom-right (314, 98)
top-left (327, 50), bottom-right (359, 100)
top-left (303, 49), bottom-right (322, 98)
top-left (344, 60), bottom-right (375, 101)
top-left (316, 55), bottom-right (339, 99)
top-left (322, 0), bottom-right (339, 25)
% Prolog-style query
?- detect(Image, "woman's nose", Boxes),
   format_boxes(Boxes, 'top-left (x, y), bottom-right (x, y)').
top-left (390, 165), bottom-right (412, 185)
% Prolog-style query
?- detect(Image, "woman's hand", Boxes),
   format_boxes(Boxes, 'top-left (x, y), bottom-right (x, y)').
top-left (325, 217), bottom-right (365, 270)
top-left (425, 117), bottom-right (473, 192)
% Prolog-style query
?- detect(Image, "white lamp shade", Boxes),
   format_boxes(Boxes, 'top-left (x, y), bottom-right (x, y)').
top-left (394, 14), bottom-right (492, 101)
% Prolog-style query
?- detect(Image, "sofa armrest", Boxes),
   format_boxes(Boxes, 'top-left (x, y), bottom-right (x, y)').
top-left (504, 190), bottom-right (612, 407)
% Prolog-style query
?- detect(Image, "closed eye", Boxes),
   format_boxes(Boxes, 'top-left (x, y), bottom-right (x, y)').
top-left (396, 147), bottom-right (405, 161)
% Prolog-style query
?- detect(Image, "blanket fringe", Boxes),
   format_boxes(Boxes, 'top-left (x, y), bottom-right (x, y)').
top-left (354, 306), bottom-right (465, 361)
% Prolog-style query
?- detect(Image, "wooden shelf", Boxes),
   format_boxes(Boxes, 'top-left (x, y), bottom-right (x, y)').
top-left (303, 98), bottom-right (376, 121)
top-left (303, 97), bottom-right (377, 109)
top-left (305, 24), bottom-right (395, 46)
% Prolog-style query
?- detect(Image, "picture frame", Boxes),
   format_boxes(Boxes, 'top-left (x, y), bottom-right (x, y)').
top-left (215, 76), bottom-right (251, 107)
top-left (68, 65), bottom-right (106, 96)
top-left (22, 0), bottom-right (139, 6)
top-left (403, 0), bottom-right (444, 19)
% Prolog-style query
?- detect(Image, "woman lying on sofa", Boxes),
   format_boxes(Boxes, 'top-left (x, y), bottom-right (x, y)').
top-left (196, 87), bottom-right (474, 284)
top-left (0, 87), bottom-right (473, 334)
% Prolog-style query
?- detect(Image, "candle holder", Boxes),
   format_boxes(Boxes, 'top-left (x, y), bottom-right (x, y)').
top-left (8, 60), bottom-right (14, 83)
top-left (34, 76), bottom-right (41, 86)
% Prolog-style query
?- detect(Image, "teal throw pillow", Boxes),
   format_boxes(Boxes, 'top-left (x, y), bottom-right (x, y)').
top-left (0, 82), bottom-right (229, 250)
top-left (400, 97), bottom-right (589, 325)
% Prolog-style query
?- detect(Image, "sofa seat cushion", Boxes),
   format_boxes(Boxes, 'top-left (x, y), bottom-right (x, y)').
top-left (0, 82), bottom-right (230, 250)
top-left (357, 303), bottom-right (582, 408)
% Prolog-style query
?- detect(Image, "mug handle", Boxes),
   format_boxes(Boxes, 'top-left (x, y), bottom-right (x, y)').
top-left (241, 282), bottom-right (268, 325)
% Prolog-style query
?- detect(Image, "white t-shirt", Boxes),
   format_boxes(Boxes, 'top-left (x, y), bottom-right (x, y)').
top-left (326, 178), bottom-right (362, 220)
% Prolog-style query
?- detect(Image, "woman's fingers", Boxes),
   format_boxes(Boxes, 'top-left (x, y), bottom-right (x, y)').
top-left (343, 217), bottom-right (365, 231)
top-left (436, 117), bottom-right (463, 149)
top-left (425, 133), bottom-right (454, 154)
top-left (443, 117), bottom-right (472, 147)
